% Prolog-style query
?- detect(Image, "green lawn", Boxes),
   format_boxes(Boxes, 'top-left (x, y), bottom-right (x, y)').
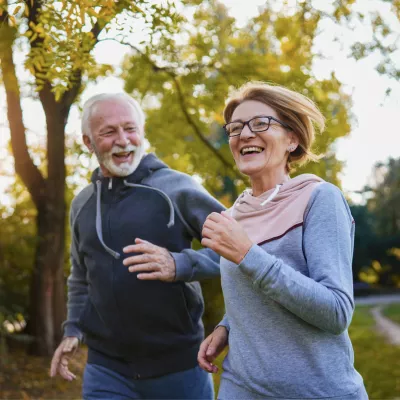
top-left (350, 306), bottom-right (400, 399)
top-left (383, 303), bottom-right (400, 325)
top-left (212, 306), bottom-right (400, 399)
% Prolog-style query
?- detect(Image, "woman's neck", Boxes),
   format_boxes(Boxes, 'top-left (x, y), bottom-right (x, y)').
top-left (250, 170), bottom-right (290, 197)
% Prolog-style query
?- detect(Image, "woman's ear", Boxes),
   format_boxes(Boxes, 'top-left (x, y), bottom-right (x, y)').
top-left (287, 133), bottom-right (299, 153)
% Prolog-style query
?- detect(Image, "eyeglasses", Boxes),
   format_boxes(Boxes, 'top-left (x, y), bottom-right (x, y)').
top-left (223, 116), bottom-right (292, 138)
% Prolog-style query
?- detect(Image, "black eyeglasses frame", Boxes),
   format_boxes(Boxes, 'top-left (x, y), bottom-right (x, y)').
top-left (223, 116), bottom-right (292, 138)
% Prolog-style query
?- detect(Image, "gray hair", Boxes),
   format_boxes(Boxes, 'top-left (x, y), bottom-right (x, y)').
top-left (81, 93), bottom-right (146, 138)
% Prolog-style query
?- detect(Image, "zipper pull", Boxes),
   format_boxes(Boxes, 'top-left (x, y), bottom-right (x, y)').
top-left (108, 178), bottom-right (113, 190)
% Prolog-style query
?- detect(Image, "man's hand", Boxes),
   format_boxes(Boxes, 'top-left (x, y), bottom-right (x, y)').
top-left (198, 326), bottom-right (229, 373)
top-left (50, 336), bottom-right (79, 381)
top-left (201, 211), bottom-right (253, 264)
top-left (123, 238), bottom-right (176, 282)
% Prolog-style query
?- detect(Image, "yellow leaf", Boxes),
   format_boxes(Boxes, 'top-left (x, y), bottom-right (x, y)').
top-left (8, 14), bottom-right (16, 26)
top-left (13, 5), bottom-right (21, 15)
top-left (33, 59), bottom-right (42, 71)
top-left (80, 7), bottom-right (85, 25)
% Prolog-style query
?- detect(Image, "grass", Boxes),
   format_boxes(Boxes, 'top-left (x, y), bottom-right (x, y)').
top-left (1, 305), bottom-right (400, 399)
top-left (343, 306), bottom-right (400, 399)
top-left (383, 303), bottom-right (400, 325)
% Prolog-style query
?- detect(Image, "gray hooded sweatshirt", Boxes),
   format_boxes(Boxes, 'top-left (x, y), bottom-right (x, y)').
top-left (217, 178), bottom-right (367, 400)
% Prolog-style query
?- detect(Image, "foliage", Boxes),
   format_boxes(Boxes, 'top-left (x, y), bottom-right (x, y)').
top-left (367, 158), bottom-right (400, 237)
top-left (0, 178), bottom-right (36, 321)
top-left (0, 0), bottom-right (184, 98)
top-left (122, 0), bottom-right (355, 198)
top-left (355, 158), bottom-right (400, 287)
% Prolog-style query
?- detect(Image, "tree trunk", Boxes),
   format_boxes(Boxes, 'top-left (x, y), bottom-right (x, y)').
top-left (29, 199), bottom-right (66, 355)
top-left (29, 102), bottom-right (67, 356)
top-left (1, 4), bottom-right (95, 357)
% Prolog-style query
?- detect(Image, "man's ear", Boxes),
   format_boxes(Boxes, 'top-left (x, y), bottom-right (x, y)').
top-left (83, 134), bottom-right (94, 153)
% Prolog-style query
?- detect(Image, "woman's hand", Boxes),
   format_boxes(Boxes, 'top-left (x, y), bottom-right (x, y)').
top-left (201, 211), bottom-right (253, 264)
top-left (198, 326), bottom-right (229, 373)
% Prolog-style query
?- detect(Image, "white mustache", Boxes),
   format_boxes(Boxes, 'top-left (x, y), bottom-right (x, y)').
top-left (111, 144), bottom-right (138, 153)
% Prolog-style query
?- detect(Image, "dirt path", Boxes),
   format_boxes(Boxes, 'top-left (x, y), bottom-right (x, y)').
top-left (371, 306), bottom-right (400, 346)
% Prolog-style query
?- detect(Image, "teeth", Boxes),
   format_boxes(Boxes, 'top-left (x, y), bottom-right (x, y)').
top-left (114, 152), bottom-right (131, 156)
top-left (241, 146), bottom-right (264, 155)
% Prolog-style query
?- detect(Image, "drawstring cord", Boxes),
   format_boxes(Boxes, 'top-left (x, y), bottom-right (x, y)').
top-left (260, 184), bottom-right (283, 206)
top-left (95, 179), bottom-right (175, 260)
top-left (96, 180), bottom-right (121, 259)
top-left (123, 181), bottom-right (175, 228)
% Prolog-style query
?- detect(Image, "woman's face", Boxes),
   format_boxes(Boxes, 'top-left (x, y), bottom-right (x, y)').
top-left (228, 100), bottom-right (296, 178)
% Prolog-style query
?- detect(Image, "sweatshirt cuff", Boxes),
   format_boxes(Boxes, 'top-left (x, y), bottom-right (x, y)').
top-left (171, 251), bottom-right (192, 281)
top-left (216, 316), bottom-right (230, 332)
top-left (62, 322), bottom-right (83, 342)
top-left (238, 244), bottom-right (276, 282)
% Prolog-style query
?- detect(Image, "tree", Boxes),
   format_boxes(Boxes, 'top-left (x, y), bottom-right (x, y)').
top-left (357, 158), bottom-right (400, 286)
top-left (367, 158), bottom-right (400, 237)
top-left (0, 0), bottom-right (181, 356)
top-left (121, 0), bottom-right (399, 196)
top-left (121, 0), bottom-right (400, 328)
top-left (122, 0), bottom-right (354, 199)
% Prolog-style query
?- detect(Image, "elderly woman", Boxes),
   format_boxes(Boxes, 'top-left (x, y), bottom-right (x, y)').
top-left (198, 82), bottom-right (368, 400)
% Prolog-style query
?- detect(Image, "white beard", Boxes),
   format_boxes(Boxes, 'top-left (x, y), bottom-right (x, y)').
top-left (93, 143), bottom-right (145, 177)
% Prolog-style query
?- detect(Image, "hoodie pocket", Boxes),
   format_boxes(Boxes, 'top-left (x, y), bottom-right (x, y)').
top-left (116, 280), bottom-right (196, 348)
top-left (78, 299), bottom-right (113, 340)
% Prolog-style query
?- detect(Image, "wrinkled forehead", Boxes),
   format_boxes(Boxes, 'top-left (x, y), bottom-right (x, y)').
top-left (231, 100), bottom-right (279, 122)
top-left (90, 99), bottom-right (143, 129)
top-left (93, 100), bottom-right (140, 121)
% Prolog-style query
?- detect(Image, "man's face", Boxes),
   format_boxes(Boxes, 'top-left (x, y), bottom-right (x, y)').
top-left (83, 99), bottom-right (144, 177)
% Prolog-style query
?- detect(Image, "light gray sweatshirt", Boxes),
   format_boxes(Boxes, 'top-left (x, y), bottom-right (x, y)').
top-left (218, 182), bottom-right (367, 400)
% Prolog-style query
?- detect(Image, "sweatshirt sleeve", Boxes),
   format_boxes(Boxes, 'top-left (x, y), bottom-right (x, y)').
top-left (216, 314), bottom-right (230, 332)
top-left (61, 205), bottom-right (88, 341)
top-left (238, 183), bottom-right (355, 335)
top-left (170, 180), bottom-right (225, 282)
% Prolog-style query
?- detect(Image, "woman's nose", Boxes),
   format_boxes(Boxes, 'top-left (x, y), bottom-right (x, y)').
top-left (240, 124), bottom-right (256, 140)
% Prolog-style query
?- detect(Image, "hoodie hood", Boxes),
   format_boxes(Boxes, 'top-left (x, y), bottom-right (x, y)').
top-left (231, 174), bottom-right (324, 245)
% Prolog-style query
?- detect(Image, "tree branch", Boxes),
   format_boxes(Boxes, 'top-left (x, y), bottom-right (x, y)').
top-left (62, 21), bottom-right (102, 110)
top-left (122, 42), bottom-right (241, 179)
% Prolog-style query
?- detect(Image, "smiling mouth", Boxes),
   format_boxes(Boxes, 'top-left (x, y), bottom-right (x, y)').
top-left (113, 151), bottom-right (133, 160)
top-left (240, 146), bottom-right (265, 156)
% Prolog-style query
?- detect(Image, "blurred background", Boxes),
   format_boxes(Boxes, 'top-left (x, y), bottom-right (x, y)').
top-left (0, 0), bottom-right (399, 398)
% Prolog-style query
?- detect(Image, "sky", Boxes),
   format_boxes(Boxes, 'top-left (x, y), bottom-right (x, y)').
top-left (1, 0), bottom-right (399, 204)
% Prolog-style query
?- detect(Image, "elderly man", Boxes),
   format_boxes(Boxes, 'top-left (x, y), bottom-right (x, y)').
top-left (50, 93), bottom-right (224, 399)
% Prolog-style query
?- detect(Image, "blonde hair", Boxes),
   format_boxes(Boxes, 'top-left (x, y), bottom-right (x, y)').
top-left (223, 82), bottom-right (325, 172)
